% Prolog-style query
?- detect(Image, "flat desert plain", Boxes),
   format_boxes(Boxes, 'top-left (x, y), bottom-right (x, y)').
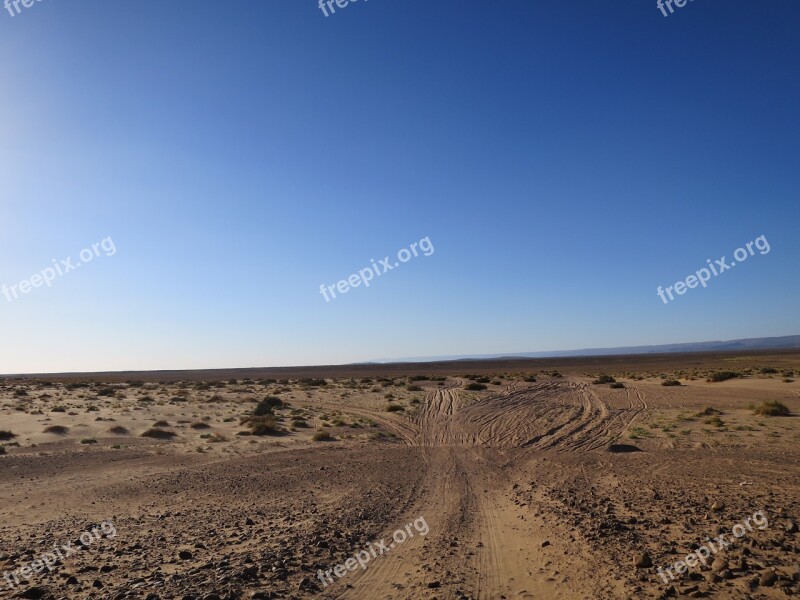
top-left (1, 351), bottom-right (799, 599)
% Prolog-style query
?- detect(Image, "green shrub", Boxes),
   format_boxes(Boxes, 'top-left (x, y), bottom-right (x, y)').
top-left (254, 396), bottom-right (283, 416)
top-left (753, 400), bottom-right (791, 417)
top-left (249, 416), bottom-right (279, 436)
top-left (44, 425), bottom-right (69, 435)
top-left (465, 383), bottom-right (487, 391)
top-left (142, 428), bottom-right (178, 439)
top-left (708, 371), bottom-right (739, 383)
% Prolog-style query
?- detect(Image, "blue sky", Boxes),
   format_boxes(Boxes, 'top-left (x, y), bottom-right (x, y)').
top-left (0, 1), bottom-right (798, 373)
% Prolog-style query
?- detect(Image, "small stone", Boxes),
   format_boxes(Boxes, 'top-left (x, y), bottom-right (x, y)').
top-left (541, 540), bottom-right (551, 548)
top-left (711, 558), bottom-right (728, 573)
top-left (759, 571), bottom-right (778, 587)
top-left (635, 552), bottom-right (653, 568)
top-left (179, 550), bottom-right (193, 560)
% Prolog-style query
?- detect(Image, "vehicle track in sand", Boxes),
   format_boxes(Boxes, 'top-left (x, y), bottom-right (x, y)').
top-left (332, 379), bottom-right (645, 599)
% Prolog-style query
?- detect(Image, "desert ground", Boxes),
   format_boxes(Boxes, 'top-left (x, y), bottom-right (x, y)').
top-left (1, 351), bottom-right (799, 599)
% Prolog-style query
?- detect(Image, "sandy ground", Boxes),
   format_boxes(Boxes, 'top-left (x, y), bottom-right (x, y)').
top-left (1, 353), bottom-right (799, 599)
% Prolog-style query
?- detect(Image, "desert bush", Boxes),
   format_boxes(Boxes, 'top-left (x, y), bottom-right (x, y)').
top-left (142, 428), bottom-right (177, 439)
top-left (0, 430), bottom-right (16, 441)
top-left (291, 418), bottom-right (310, 428)
top-left (661, 380), bottom-right (681, 387)
top-left (524, 376), bottom-right (537, 383)
top-left (190, 422), bottom-right (211, 430)
top-left (153, 420), bottom-right (171, 427)
top-left (80, 438), bottom-right (98, 444)
top-left (407, 385), bottom-right (423, 392)
top-left (409, 376), bottom-right (429, 381)
top-left (465, 383), bottom-right (487, 391)
top-left (760, 367), bottom-right (779, 374)
top-left (708, 371), bottom-right (739, 383)
top-left (43, 425), bottom-right (69, 435)
top-left (96, 387), bottom-right (116, 397)
top-left (254, 397), bottom-right (283, 416)
top-left (609, 382), bottom-right (625, 389)
top-left (753, 400), bottom-right (791, 417)
top-left (0, 446), bottom-right (5, 455)
top-left (385, 404), bottom-right (405, 412)
top-left (593, 375), bottom-right (616, 384)
top-left (109, 426), bottom-right (129, 435)
top-left (696, 407), bottom-right (722, 417)
top-left (249, 416), bottom-right (279, 436)
top-left (312, 431), bottom-right (333, 441)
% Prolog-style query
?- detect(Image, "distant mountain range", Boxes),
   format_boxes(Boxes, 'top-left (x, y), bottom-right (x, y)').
top-left (371, 335), bottom-right (800, 364)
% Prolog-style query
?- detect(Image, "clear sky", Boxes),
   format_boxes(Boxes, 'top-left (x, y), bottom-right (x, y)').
top-left (1, 0), bottom-right (798, 373)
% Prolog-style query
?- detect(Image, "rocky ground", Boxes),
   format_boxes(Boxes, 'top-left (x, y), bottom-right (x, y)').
top-left (1, 352), bottom-right (799, 599)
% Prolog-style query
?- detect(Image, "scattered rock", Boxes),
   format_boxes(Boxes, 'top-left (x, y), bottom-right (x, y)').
top-left (759, 571), bottom-right (778, 587)
top-left (635, 552), bottom-right (653, 568)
